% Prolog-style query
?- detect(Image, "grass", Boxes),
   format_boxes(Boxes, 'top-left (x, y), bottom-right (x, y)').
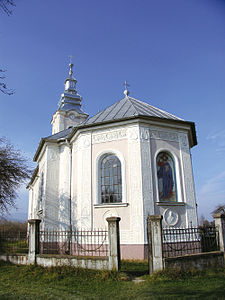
top-left (0, 260), bottom-right (225, 299)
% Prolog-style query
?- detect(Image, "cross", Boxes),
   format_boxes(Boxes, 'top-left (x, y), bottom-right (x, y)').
top-left (123, 80), bottom-right (130, 90)
top-left (69, 54), bottom-right (73, 64)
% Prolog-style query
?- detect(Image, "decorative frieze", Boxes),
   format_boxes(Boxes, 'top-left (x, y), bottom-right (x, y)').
top-left (140, 128), bottom-right (150, 140)
top-left (92, 129), bottom-right (127, 144)
top-left (150, 130), bottom-right (179, 142)
top-left (179, 133), bottom-right (189, 149)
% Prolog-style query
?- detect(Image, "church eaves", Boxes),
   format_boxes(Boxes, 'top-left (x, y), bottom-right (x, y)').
top-left (84, 96), bottom-right (183, 126)
top-left (33, 95), bottom-right (197, 162)
top-left (33, 127), bottom-right (73, 162)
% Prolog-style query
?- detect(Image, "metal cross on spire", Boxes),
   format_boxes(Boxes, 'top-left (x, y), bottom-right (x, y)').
top-left (69, 55), bottom-right (74, 77)
top-left (69, 54), bottom-right (73, 64)
top-left (123, 80), bottom-right (130, 97)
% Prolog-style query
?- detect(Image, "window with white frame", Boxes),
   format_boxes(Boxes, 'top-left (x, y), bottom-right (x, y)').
top-left (156, 152), bottom-right (177, 202)
top-left (100, 154), bottom-right (122, 203)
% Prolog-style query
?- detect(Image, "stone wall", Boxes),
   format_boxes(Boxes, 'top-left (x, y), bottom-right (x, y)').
top-left (0, 254), bottom-right (28, 265)
top-left (0, 254), bottom-right (109, 270)
top-left (164, 251), bottom-right (224, 271)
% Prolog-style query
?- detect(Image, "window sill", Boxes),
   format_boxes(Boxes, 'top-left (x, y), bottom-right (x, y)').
top-left (94, 203), bottom-right (129, 208)
top-left (156, 202), bottom-right (185, 206)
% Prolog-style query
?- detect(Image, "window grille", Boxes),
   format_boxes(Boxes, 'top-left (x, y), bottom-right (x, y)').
top-left (100, 155), bottom-right (122, 203)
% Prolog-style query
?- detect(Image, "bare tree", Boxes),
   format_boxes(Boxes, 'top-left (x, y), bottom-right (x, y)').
top-left (0, 138), bottom-right (32, 213)
top-left (0, 69), bottom-right (14, 95)
top-left (0, 0), bottom-right (16, 95)
top-left (0, 0), bottom-right (15, 16)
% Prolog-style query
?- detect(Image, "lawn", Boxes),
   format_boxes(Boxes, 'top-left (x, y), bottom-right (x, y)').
top-left (0, 260), bottom-right (225, 299)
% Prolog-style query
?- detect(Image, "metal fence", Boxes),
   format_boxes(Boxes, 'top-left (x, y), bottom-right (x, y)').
top-left (0, 230), bottom-right (28, 254)
top-left (39, 229), bottom-right (108, 257)
top-left (162, 226), bottom-right (220, 258)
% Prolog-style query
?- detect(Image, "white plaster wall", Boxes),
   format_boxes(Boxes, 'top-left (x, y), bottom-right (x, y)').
top-left (52, 110), bottom-right (87, 134)
top-left (139, 126), bottom-right (154, 243)
top-left (178, 132), bottom-right (198, 227)
top-left (28, 188), bottom-right (33, 219)
top-left (65, 120), bottom-right (197, 249)
top-left (58, 143), bottom-right (71, 230)
top-left (43, 145), bottom-right (60, 229)
top-left (72, 133), bottom-right (92, 229)
top-left (90, 124), bottom-right (145, 245)
top-left (29, 153), bottom-right (47, 221)
top-left (149, 126), bottom-right (198, 228)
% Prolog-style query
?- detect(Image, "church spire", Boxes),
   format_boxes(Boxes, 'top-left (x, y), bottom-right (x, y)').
top-left (51, 60), bottom-right (88, 134)
top-left (58, 61), bottom-right (83, 111)
top-left (64, 62), bottom-right (77, 93)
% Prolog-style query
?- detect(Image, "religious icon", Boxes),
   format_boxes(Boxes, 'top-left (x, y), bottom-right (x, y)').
top-left (157, 152), bottom-right (177, 202)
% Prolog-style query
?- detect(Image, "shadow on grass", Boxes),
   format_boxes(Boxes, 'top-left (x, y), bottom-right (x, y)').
top-left (120, 260), bottom-right (149, 278)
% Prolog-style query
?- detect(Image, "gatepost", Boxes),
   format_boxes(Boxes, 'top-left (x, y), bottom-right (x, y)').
top-left (106, 217), bottom-right (121, 271)
top-left (147, 215), bottom-right (163, 274)
top-left (28, 219), bottom-right (41, 264)
top-left (213, 213), bottom-right (225, 253)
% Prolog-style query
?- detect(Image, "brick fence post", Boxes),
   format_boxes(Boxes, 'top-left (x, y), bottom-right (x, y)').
top-left (28, 219), bottom-right (41, 264)
top-left (213, 213), bottom-right (225, 253)
top-left (106, 217), bottom-right (121, 271)
top-left (147, 215), bottom-right (163, 274)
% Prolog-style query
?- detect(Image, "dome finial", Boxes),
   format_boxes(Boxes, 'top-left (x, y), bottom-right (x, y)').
top-left (123, 80), bottom-right (130, 97)
top-left (69, 54), bottom-right (73, 77)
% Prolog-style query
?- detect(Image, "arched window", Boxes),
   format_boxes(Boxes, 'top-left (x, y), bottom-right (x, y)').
top-left (157, 152), bottom-right (177, 202)
top-left (100, 154), bottom-right (122, 203)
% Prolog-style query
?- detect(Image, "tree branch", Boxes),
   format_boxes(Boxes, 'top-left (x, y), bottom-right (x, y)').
top-left (0, 0), bottom-right (15, 16)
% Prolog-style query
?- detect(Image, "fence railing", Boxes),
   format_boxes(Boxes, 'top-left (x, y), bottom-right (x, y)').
top-left (39, 229), bottom-right (108, 257)
top-left (0, 230), bottom-right (28, 254)
top-left (162, 226), bottom-right (220, 258)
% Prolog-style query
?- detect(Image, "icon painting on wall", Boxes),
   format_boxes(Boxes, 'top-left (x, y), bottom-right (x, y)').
top-left (157, 152), bottom-right (177, 202)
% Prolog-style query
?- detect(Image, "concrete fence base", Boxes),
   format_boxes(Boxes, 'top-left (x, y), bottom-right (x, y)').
top-left (164, 251), bottom-right (224, 271)
top-left (0, 217), bottom-right (121, 271)
top-left (147, 213), bottom-right (225, 274)
top-left (0, 253), bottom-right (109, 270)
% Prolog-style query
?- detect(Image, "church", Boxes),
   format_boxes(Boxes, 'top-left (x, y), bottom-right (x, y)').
top-left (27, 62), bottom-right (198, 259)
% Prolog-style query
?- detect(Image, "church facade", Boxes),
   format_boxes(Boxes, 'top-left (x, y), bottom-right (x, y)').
top-left (27, 63), bottom-right (198, 259)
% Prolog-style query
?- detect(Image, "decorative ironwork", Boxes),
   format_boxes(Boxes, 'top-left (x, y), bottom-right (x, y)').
top-left (162, 226), bottom-right (219, 258)
top-left (0, 230), bottom-right (28, 254)
top-left (39, 229), bottom-right (108, 257)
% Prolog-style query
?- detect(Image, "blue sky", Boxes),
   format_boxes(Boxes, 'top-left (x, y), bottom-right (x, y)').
top-left (1, 0), bottom-right (225, 221)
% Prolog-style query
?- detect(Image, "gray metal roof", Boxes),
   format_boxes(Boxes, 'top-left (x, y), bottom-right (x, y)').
top-left (33, 95), bottom-right (196, 163)
top-left (84, 96), bottom-right (183, 126)
top-left (45, 127), bottom-right (73, 141)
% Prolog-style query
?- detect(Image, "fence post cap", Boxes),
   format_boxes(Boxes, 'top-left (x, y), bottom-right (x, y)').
top-left (213, 213), bottom-right (225, 219)
top-left (148, 215), bottom-right (163, 221)
top-left (28, 219), bottom-right (41, 224)
top-left (106, 216), bottom-right (121, 222)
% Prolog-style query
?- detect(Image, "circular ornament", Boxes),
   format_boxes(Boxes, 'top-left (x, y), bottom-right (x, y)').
top-left (69, 114), bottom-right (75, 120)
top-left (163, 208), bottom-right (179, 227)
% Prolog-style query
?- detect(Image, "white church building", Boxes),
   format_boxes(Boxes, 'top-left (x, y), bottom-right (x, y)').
top-left (28, 63), bottom-right (198, 259)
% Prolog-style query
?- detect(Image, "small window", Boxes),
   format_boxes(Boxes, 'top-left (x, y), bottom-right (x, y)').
top-left (100, 155), bottom-right (122, 203)
top-left (157, 152), bottom-right (177, 202)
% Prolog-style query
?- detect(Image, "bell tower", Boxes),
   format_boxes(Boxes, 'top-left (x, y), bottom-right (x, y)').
top-left (51, 61), bottom-right (88, 134)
